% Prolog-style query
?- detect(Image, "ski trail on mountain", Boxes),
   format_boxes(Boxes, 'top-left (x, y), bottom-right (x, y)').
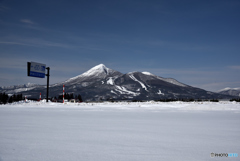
top-left (129, 74), bottom-right (149, 92)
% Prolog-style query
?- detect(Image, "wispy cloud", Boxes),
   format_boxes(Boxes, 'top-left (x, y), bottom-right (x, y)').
top-left (0, 41), bottom-right (31, 46)
top-left (0, 5), bottom-right (9, 12)
top-left (0, 38), bottom-right (73, 49)
top-left (0, 57), bottom-right (28, 70)
top-left (0, 34), bottom-right (108, 51)
top-left (146, 40), bottom-right (216, 52)
top-left (228, 66), bottom-right (240, 70)
top-left (20, 19), bottom-right (35, 25)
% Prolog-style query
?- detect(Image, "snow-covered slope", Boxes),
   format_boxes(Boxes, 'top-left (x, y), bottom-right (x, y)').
top-left (81, 64), bottom-right (112, 77)
top-left (66, 64), bottom-right (112, 81)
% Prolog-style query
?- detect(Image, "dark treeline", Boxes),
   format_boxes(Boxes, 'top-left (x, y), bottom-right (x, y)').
top-left (230, 98), bottom-right (240, 102)
top-left (154, 98), bottom-right (220, 102)
top-left (0, 93), bottom-right (23, 104)
top-left (0, 92), bottom-right (83, 104)
top-left (106, 98), bottom-right (222, 103)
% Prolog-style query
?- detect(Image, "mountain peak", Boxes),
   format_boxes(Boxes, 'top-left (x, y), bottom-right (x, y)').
top-left (82, 64), bottom-right (109, 76)
top-left (96, 64), bottom-right (106, 68)
top-left (91, 64), bottom-right (107, 71)
top-left (62, 64), bottom-right (123, 85)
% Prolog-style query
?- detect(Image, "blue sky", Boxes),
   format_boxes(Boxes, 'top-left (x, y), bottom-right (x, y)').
top-left (0, 0), bottom-right (240, 92)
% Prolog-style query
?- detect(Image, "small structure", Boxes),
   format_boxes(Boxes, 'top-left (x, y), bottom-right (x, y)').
top-left (69, 99), bottom-right (81, 103)
top-left (70, 99), bottom-right (76, 103)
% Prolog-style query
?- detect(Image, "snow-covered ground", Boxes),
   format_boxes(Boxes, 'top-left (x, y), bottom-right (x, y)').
top-left (0, 101), bottom-right (239, 161)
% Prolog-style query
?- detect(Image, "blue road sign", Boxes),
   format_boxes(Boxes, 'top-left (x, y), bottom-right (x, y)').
top-left (28, 62), bottom-right (46, 78)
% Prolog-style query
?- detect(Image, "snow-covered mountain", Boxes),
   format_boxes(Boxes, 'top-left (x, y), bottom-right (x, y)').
top-left (218, 87), bottom-right (240, 97)
top-left (0, 64), bottom-right (234, 101)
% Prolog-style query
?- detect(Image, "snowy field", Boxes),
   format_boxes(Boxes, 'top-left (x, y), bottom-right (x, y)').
top-left (0, 101), bottom-right (240, 161)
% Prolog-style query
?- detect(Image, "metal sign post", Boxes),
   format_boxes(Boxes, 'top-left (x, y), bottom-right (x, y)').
top-left (27, 62), bottom-right (50, 102)
top-left (46, 67), bottom-right (50, 102)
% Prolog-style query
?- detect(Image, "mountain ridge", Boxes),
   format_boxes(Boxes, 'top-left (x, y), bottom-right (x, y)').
top-left (218, 87), bottom-right (240, 97)
top-left (0, 64), bottom-right (235, 101)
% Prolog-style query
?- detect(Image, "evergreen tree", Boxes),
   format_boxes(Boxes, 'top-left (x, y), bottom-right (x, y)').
top-left (12, 94), bottom-right (17, 102)
top-left (58, 95), bottom-right (63, 100)
top-left (70, 93), bottom-right (74, 100)
top-left (1, 93), bottom-right (8, 104)
top-left (17, 94), bottom-right (23, 101)
top-left (78, 94), bottom-right (83, 102)
top-left (9, 96), bottom-right (13, 103)
top-left (0, 93), bottom-right (2, 104)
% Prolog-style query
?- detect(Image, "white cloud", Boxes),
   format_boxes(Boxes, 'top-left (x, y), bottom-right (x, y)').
top-left (20, 19), bottom-right (35, 24)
